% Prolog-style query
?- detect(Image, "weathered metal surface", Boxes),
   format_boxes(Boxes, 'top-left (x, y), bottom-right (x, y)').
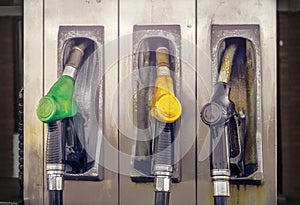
top-left (197, 0), bottom-right (276, 204)
top-left (24, 0), bottom-right (44, 204)
top-left (24, 0), bottom-right (276, 204)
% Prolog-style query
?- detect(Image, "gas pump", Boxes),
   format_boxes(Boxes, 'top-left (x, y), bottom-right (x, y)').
top-left (23, 1), bottom-right (276, 204)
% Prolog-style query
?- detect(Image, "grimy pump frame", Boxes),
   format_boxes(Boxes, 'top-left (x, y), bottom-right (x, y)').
top-left (130, 26), bottom-right (182, 205)
top-left (201, 25), bottom-right (264, 205)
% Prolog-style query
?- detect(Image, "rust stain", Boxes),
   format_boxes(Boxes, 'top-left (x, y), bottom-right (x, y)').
top-left (229, 184), bottom-right (267, 204)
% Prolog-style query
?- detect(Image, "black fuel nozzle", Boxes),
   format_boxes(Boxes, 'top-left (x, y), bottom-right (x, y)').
top-left (201, 82), bottom-right (246, 205)
top-left (200, 41), bottom-right (249, 204)
top-left (201, 82), bottom-right (235, 201)
top-left (201, 82), bottom-right (236, 127)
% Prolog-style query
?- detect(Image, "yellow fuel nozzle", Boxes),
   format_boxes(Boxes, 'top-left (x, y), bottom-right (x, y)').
top-left (150, 47), bottom-right (182, 123)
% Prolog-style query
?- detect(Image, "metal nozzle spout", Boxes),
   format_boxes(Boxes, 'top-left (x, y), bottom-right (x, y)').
top-left (65, 39), bottom-right (92, 71)
top-left (217, 44), bottom-right (238, 83)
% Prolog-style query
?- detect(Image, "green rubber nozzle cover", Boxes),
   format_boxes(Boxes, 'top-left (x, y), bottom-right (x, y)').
top-left (36, 75), bottom-right (80, 123)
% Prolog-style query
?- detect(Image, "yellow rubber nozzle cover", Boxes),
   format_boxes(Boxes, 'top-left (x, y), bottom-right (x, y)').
top-left (151, 92), bottom-right (182, 123)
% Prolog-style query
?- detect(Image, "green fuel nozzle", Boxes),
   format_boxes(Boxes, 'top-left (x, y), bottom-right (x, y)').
top-left (37, 75), bottom-right (79, 123)
top-left (37, 39), bottom-right (91, 123)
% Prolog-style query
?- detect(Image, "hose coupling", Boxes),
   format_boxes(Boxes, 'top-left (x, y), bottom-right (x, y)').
top-left (46, 164), bottom-right (65, 191)
top-left (154, 164), bottom-right (172, 192)
top-left (211, 169), bottom-right (230, 197)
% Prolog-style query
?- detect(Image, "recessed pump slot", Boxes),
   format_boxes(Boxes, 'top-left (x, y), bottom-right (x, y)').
top-left (130, 25), bottom-right (181, 183)
top-left (58, 26), bottom-right (104, 181)
top-left (211, 25), bottom-right (263, 184)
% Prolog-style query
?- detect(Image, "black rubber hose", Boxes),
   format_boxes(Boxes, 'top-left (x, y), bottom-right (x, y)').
top-left (154, 122), bottom-right (173, 165)
top-left (214, 196), bottom-right (229, 205)
top-left (154, 122), bottom-right (173, 205)
top-left (155, 191), bottom-right (170, 205)
top-left (49, 190), bottom-right (63, 205)
top-left (46, 122), bottom-right (63, 164)
top-left (46, 122), bottom-right (63, 205)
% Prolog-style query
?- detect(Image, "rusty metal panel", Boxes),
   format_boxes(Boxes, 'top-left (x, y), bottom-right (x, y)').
top-left (197, 0), bottom-right (277, 204)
